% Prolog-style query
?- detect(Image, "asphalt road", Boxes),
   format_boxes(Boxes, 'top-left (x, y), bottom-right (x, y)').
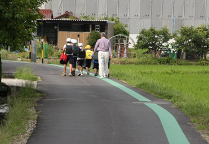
top-left (2, 60), bottom-right (208, 144)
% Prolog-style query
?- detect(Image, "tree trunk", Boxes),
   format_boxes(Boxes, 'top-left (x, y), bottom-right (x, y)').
top-left (154, 49), bottom-right (157, 58)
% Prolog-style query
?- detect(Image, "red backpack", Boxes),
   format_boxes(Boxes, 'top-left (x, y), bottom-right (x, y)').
top-left (60, 52), bottom-right (67, 64)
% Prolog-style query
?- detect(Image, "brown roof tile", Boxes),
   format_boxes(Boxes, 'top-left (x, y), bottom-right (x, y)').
top-left (54, 11), bottom-right (79, 19)
top-left (39, 9), bottom-right (53, 19)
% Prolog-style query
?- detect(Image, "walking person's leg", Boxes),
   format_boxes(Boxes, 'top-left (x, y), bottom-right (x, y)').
top-left (80, 60), bottom-right (84, 75)
top-left (93, 63), bottom-right (98, 76)
top-left (98, 51), bottom-right (104, 78)
top-left (104, 52), bottom-right (109, 77)
top-left (69, 55), bottom-right (73, 76)
top-left (77, 60), bottom-right (81, 76)
top-left (62, 64), bottom-right (67, 76)
top-left (86, 59), bottom-right (91, 75)
top-left (72, 56), bottom-right (77, 76)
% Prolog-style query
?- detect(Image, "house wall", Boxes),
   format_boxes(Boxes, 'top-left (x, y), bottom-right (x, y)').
top-left (58, 32), bottom-right (89, 49)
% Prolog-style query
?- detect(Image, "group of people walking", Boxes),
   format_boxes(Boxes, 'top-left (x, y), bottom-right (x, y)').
top-left (62, 32), bottom-right (112, 79)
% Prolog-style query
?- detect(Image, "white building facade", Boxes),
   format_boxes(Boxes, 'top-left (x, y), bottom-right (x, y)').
top-left (41, 0), bottom-right (209, 47)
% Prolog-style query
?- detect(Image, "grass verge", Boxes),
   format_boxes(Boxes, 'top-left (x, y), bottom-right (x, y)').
top-left (110, 64), bottom-right (209, 135)
top-left (0, 84), bottom-right (43, 144)
top-left (0, 64), bottom-right (43, 144)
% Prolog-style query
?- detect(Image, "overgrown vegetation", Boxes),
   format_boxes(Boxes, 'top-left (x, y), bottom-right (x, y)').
top-left (0, 66), bottom-right (43, 144)
top-left (36, 41), bottom-right (57, 59)
top-left (14, 64), bottom-right (39, 81)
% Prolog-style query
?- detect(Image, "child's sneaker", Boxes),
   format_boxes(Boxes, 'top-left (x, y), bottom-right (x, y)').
top-left (78, 73), bottom-right (81, 76)
top-left (81, 72), bottom-right (83, 76)
top-left (62, 72), bottom-right (66, 76)
top-left (69, 73), bottom-right (72, 77)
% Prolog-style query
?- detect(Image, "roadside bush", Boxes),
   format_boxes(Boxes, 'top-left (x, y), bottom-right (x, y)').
top-left (36, 42), bottom-right (56, 58)
top-left (198, 59), bottom-right (209, 66)
top-left (55, 50), bottom-right (62, 59)
top-left (18, 52), bottom-right (29, 59)
top-left (13, 64), bottom-right (38, 81)
top-left (0, 50), bottom-right (8, 60)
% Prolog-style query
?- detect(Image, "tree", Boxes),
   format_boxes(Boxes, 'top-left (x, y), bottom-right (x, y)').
top-left (192, 25), bottom-right (209, 60)
top-left (108, 16), bottom-right (129, 36)
top-left (174, 26), bottom-right (195, 54)
top-left (174, 25), bottom-right (209, 60)
top-left (0, 0), bottom-right (48, 51)
top-left (86, 30), bottom-right (101, 48)
top-left (135, 27), bottom-right (171, 57)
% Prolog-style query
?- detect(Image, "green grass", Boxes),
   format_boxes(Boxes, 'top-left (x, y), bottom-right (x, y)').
top-left (14, 64), bottom-right (39, 81)
top-left (110, 64), bottom-right (209, 130)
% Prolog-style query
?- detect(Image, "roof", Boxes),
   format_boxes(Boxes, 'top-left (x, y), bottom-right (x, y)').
top-left (37, 19), bottom-right (115, 24)
top-left (54, 11), bottom-right (79, 19)
top-left (39, 9), bottom-right (53, 19)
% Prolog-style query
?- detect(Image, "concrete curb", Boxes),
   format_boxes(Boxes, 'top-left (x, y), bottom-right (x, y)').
top-left (1, 78), bottom-right (37, 89)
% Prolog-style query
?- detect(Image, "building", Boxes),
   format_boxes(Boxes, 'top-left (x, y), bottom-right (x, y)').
top-left (40, 0), bottom-right (209, 47)
top-left (37, 18), bottom-right (114, 49)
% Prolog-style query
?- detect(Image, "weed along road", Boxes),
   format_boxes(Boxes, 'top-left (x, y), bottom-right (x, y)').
top-left (2, 60), bottom-right (208, 144)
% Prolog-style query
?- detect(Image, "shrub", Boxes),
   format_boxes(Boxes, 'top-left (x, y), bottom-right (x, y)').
top-left (55, 50), bottom-right (63, 59)
top-left (198, 59), bottom-right (209, 66)
top-left (86, 30), bottom-right (101, 48)
top-left (13, 64), bottom-right (38, 81)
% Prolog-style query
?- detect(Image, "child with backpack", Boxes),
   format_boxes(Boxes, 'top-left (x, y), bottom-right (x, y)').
top-left (85, 45), bottom-right (93, 75)
top-left (62, 38), bottom-right (73, 76)
top-left (92, 51), bottom-right (99, 76)
top-left (77, 43), bottom-right (85, 76)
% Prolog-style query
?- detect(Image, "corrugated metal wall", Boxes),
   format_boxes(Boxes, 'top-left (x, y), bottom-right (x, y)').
top-left (49, 0), bottom-right (209, 34)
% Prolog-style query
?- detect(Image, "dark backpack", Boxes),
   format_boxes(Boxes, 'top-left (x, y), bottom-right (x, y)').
top-left (78, 49), bottom-right (86, 58)
top-left (66, 45), bottom-right (73, 54)
top-left (93, 51), bottom-right (98, 61)
top-left (72, 45), bottom-right (80, 56)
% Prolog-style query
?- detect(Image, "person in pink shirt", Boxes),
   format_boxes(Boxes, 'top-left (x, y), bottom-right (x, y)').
top-left (94, 32), bottom-right (112, 78)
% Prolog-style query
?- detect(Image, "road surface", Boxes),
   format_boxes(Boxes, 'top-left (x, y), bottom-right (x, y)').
top-left (2, 60), bottom-right (208, 144)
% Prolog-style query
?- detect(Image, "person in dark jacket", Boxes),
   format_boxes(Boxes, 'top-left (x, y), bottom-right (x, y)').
top-left (62, 38), bottom-right (73, 76)
top-left (71, 39), bottom-right (79, 76)
top-left (77, 43), bottom-right (85, 76)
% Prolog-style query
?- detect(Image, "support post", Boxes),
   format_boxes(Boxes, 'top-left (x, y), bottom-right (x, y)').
top-left (29, 41), bottom-right (31, 62)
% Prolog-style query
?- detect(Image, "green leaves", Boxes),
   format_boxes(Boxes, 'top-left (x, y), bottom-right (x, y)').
top-left (175, 25), bottom-right (209, 59)
top-left (136, 27), bottom-right (171, 55)
top-left (0, 0), bottom-right (47, 51)
top-left (86, 30), bottom-right (101, 48)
